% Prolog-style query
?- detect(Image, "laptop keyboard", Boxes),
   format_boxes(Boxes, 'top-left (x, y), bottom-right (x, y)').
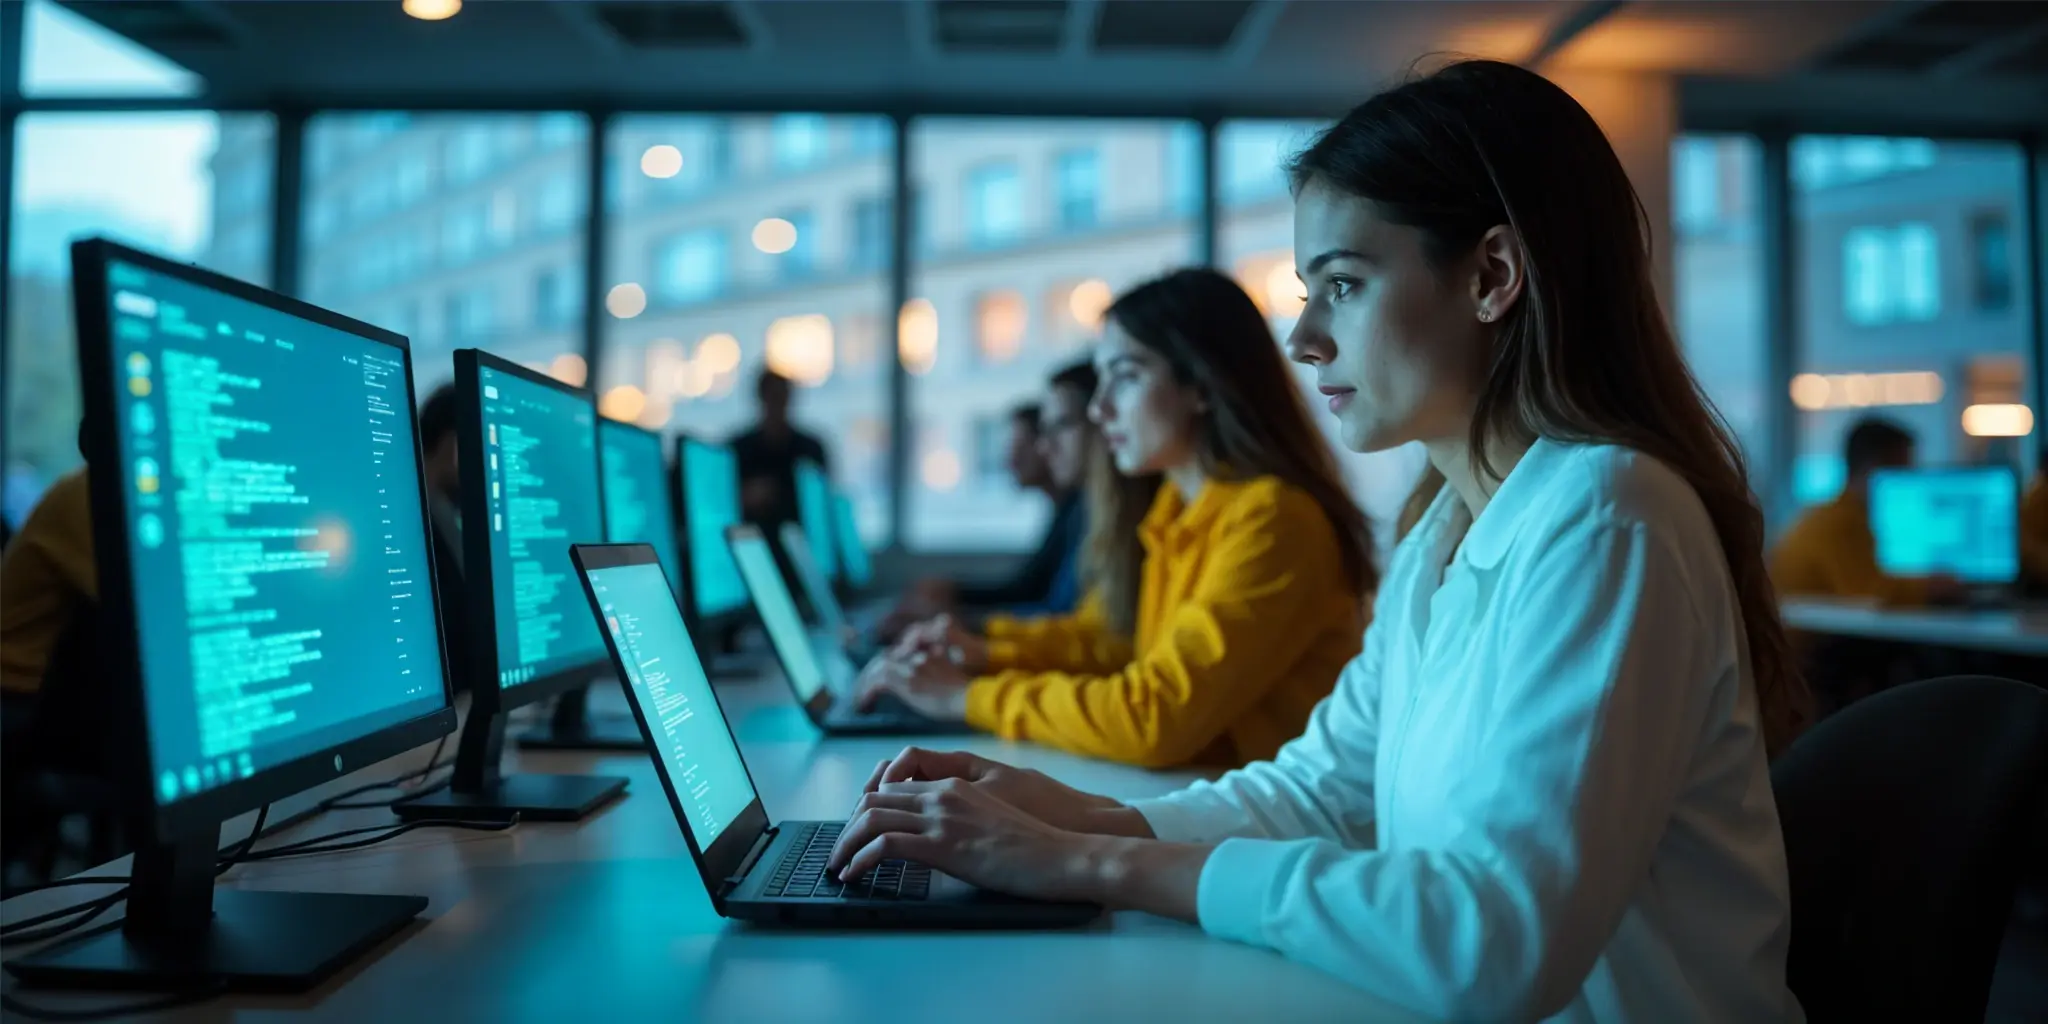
top-left (761, 822), bottom-right (931, 900)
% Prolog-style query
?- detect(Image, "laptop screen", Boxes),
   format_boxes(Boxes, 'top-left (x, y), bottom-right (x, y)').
top-left (584, 561), bottom-right (756, 847)
top-left (729, 530), bottom-right (829, 702)
top-left (1870, 466), bottom-right (2019, 584)
top-left (795, 459), bottom-right (839, 583)
top-left (832, 492), bottom-right (873, 589)
top-left (680, 439), bottom-right (747, 618)
top-left (779, 521), bottom-right (849, 636)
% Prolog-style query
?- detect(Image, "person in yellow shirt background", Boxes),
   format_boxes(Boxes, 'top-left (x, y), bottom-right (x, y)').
top-left (857, 268), bottom-right (1377, 769)
top-left (1772, 416), bottom-right (1964, 607)
top-left (0, 461), bottom-right (96, 707)
top-left (2021, 448), bottom-right (2048, 589)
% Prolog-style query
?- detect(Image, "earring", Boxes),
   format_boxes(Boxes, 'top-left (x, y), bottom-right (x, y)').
top-left (1477, 308), bottom-right (1493, 323)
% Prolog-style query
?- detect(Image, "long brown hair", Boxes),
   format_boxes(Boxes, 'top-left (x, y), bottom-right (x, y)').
top-left (1290, 59), bottom-right (1809, 756)
top-left (1086, 268), bottom-right (1376, 636)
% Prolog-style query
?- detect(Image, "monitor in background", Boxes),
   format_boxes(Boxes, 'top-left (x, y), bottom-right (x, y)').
top-left (519, 416), bottom-right (677, 752)
top-left (780, 521), bottom-right (851, 638)
top-left (831, 490), bottom-right (873, 591)
top-left (7, 239), bottom-right (456, 993)
top-left (394, 349), bottom-right (627, 822)
top-left (795, 457), bottom-right (839, 584)
top-left (1870, 466), bottom-right (2020, 585)
top-left (680, 436), bottom-right (747, 624)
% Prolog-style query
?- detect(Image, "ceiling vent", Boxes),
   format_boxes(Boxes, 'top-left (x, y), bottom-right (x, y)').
top-left (933, 0), bottom-right (1067, 53)
top-left (62, 0), bottom-right (233, 47)
top-left (1820, 0), bottom-right (2048, 74)
top-left (1093, 0), bottom-right (1254, 53)
top-left (593, 1), bottom-right (749, 48)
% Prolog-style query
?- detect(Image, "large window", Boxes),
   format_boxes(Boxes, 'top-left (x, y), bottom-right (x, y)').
top-left (1214, 120), bottom-right (1425, 556)
top-left (600, 116), bottom-right (895, 539)
top-left (1671, 134), bottom-right (1773, 501)
top-left (300, 114), bottom-right (590, 396)
top-left (908, 118), bottom-right (1200, 549)
top-left (1791, 137), bottom-right (2033, 506)
top-left (6, 113), bottom-right (275, 523)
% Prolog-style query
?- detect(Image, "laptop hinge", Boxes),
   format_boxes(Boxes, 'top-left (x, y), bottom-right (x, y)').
top-left (720, 826), bottom-right (778, 896)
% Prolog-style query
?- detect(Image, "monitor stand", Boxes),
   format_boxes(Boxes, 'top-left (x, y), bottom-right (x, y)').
top-left (4, 828), bottom-right (425, 992)
top-left (513, 684), bottom-right (646, 752)
top-left (393, 706), bottom-right (627, 823)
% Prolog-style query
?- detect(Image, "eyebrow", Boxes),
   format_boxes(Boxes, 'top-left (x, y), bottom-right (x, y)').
top-left (1304, 248), bottom-right (1371, 275)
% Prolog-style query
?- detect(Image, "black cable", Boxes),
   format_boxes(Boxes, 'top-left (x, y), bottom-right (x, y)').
top-left (311, 737), bottom-right (449, 813)
top-left (232, 815), bottom-right (517, 862)
top-left (320, 773), bottom-right (450, 810)
top-left (1, 981), bottom-right (228, 1021)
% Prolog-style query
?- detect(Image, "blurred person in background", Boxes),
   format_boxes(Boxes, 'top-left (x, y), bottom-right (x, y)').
top-left (1772, 417), bottom-right (1964, 606)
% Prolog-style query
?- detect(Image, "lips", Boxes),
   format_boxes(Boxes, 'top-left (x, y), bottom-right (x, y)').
top-left (1318, 383), bottom-right (1356, 414)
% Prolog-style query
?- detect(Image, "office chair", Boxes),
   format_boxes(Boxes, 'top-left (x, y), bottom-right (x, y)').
top-left (0, 604), bottom-right (126, 883)
top-left (1773, 675), bottom-right (2048, 1022)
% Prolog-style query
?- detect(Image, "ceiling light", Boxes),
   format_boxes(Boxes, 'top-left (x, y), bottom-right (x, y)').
top-left (403, 0), bottom-right (462, 22)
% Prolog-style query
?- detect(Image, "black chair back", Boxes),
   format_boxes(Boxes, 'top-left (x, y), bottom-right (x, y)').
top-left (1773, 675), bottom-right (2048, 1021)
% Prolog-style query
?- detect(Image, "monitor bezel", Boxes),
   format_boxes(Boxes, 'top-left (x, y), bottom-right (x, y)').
top-left (1868, 463), bottom-right (2023, 585)
top-left (597, 416), bottom-right (683, 595)
top-left (568, 543), bottom-right (771, 906)
top-left (70, 237), bottom-right (457, 842)
top-left (672, 431), bottom-right (748, 630)
top-left (453, 348), bottom-right (614, 714)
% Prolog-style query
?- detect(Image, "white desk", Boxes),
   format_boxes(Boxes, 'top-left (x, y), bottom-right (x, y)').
top-left (1, 670), bottom-right (1424, 1022)
top-left (1781, 598), bottom-right (2048, 660)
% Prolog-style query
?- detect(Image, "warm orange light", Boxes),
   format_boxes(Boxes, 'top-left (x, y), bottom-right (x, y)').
top-left (899, 298), bottom-right (938, 375)
top-left (1067, 279), bottom-right (1112, 328)
top-left (605, 283), bottom-right (647, 319)
top-left (696, 333), bottom-right (741, 374)
top-left (599, 385), bottom-right (647, 423)
top-left (1264, 262), bottom-right (1305, 319)
top-left (549, 353), bottom-right (588, 387)
top-left (1787, 371), bottom-right (1942, 411)
top-left (640, 145), bottom-right (683, 179)
top-left (920, 448), bottom-right (962, 491)
top-left (766, 314), bottom-right (835, 387)
top-left (1962, 403), bottom-right (2034, 438)
top-left (402, 0), bottom-right (461, 21)
top-left (752, 218), bottom-right (798, 255)
top-left (977, 292), bottom-right (1027, 363)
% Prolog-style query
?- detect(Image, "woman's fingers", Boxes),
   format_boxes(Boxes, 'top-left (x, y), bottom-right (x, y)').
top-left (829, 805), bottom-right (930, 875)
top-left (878, 747), bottom-right (986, 786)
top-left (837, 829), bottom-right (941, 883)
top-left (860, 758), bottom-right (892, 796)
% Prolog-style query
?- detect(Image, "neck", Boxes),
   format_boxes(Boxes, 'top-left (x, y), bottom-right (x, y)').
top-left (1423, 432), bottom-right (1530, 521)
top-left (1163, 461), bottom-right (1207, 503)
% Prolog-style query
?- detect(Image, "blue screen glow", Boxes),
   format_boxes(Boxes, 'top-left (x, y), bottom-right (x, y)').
top-left (730, 531), bottom-right (828, 701)
top-left (682, 439), bottom-right (746, 618)
top-left (600, 420), bottom-right (682, 594)
top-left (101, 260), bottom-right (447, 807)
top-left (795, 459), bottom-right (838, 584)
top-left (831, 491), bottom-right (872, 589)
top-left (1870, 467), bottom-right (2018, 584)
top-left (475, 365), bottom-right (608, 689)
top-left (586, 562), bottom-right (756, 847)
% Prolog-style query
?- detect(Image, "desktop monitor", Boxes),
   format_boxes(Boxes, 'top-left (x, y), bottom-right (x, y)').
top-left (394, 349), bottom-right (626, 822)
top-left (1870, 466), bottom-right (2020, 585)
top-left (795, 457), bottom-right (839, 584)
top-left (831, 490), bottom-right (873, 591)
top-left (520, 416), bottom-right (680, 751)
top-left (8, 239), bottom-right (457, 992)
top-left (678, 435), bottom-right (747, 626)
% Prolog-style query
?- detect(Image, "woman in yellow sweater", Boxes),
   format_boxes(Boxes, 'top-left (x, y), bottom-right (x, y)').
top-left (858, 268), bottom-right (1377, 768)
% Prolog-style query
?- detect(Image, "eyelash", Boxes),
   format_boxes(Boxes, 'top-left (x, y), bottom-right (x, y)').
top-left (1327, 276), bottom-right (1358, 300)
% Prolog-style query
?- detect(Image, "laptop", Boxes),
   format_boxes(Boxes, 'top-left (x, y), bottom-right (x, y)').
top-left (569, 543), bottom-right (1096, 927)
top-left (729, 525), bottom-right (971, 736)
top-left (778, 520), bottom-right (881, 664)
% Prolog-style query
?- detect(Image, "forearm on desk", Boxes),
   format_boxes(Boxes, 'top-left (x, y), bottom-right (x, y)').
top-left (1071, 833), bottom-right (1212, 923)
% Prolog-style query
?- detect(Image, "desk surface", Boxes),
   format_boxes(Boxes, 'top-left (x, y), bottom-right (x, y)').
top-left (1780, 598), bottom-right (2048, 658)
top-left (2, 663), bottom-right (1421, 1022)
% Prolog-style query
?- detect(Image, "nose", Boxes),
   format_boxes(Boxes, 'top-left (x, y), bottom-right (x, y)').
top-left (1283, 317), bottom-right (1330, 367)
top-left (1086, 388), bottom-right (1111, 426)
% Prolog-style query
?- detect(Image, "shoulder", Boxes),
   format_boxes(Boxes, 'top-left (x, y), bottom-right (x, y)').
top-left (29, 470), bottom-right (91, 522)
top-left (1210, 476), bottom-right (1340, 547)
top-left (1515, 442), bottom-right (1717, 548)
top-left (797, 432), bottom-right (828, 458)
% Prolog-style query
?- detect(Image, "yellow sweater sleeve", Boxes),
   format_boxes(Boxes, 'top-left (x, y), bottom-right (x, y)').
top-left (1771, 502), bottom-right (1927, 606)
top-left (964, 487), bottom-right (1351, 768)
top-left (980, 590), bottom-right (1132, 675)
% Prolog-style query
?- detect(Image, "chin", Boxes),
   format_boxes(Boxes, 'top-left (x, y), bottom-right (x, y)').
top-left (1340, 417), bottom-right (1402, 454)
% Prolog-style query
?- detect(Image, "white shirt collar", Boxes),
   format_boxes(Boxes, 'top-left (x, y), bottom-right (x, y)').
top-left (1414, 437), bottom-right (1566, 571)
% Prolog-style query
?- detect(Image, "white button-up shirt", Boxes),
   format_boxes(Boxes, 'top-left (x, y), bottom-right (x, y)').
top-left (1131, 440), bottom-right (1801, 1022)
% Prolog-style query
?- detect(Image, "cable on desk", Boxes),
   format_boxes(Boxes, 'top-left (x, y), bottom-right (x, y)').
top-left (231, 814), bottom-right (519, 862)
top-left (0, 981), bottom-right (229, 1021)
top-left (310, 735), bottom-right (450, 813)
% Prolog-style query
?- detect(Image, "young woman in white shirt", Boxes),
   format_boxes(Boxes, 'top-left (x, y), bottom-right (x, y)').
top-left (828, 59), bottom-right (1809, 1022)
